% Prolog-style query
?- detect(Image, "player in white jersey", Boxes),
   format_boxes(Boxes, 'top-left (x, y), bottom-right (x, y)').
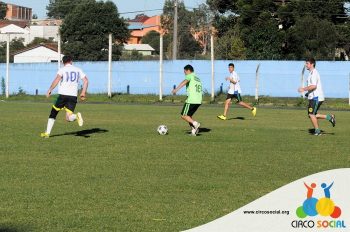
top-left (40, 55), bottom-right (89, 138)
top-left (217, 63), bottom-right (256, 120)
top-left (298, 58), bottom-right (335, 136)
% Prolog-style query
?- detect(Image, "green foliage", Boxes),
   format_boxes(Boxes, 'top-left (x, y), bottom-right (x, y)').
top-left (162, 0), bottom-right (202, 59)
top-left (0, 38), bottom-right (25, 63)
top-left (208, 0), bottom-right (350, 60)
top-left (286, 16), bottom-right (338, 60)
top-left (46, 0), bottom-right (85, 19)
top-left (120, 50), bottom-right (143, 61)
top-left (60, 0), bottom-right (129, 61)
top-left (26, 37), bottom-right (54, 48)
top-left (141, 30), bottom-right (162, 54)
top-left (15, 87), bottom-right (27, 96)
top-left (0, 1), bottom-right (6, 19)
top-left (215, 28), bottom-right (246, 59)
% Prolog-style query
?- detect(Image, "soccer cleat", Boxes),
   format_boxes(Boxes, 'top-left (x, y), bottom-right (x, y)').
top-left (193, 122), bottom-right (200, 135)
top-left (217, 115), bottom-right (227, 120)
top-left (77, 112), bottom-right (83, 126)
top-left (251, 107), bottom-right (257, 117)
top-left (314, 129), bottom-right (322, 136)
top-left (191, 126), bottom-right (196, 135)
top-left (40, 132), bottom-right (49, 138)
top-left (329, 115), bottom-right (336, 127)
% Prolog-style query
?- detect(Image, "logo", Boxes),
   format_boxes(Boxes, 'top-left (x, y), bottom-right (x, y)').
top-left (292, 182), bottom-right (346, 229)
top-left (296, 182), bottom-right (341, 219)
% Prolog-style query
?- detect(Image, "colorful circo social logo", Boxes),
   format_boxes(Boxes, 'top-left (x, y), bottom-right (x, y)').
top-left (296, 182), bottom-right (342, 219)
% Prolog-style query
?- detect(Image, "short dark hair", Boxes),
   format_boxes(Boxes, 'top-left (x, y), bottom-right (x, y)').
top-left (184, 64), bottom-right (194, 72)
top-left (62, 55), bottom-right (73, 64)
top-left (228, 63), bottom-right (234, 68)
top-left (306, 57), bottom-right (316, 67)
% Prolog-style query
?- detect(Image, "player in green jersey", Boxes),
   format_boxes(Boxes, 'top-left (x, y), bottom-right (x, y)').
top-left (172, 65), bottom-right (202, 136)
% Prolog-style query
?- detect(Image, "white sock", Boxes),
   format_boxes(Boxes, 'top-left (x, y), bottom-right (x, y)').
top-left (193, 121), bottom-right (199, 127)
top-left (68, 114), bottom-right (77, 122)
top-left (46, 118), bottom-right (55, 134)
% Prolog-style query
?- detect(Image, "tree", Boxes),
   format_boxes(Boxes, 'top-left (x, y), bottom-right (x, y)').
top-left (120, 50), bottom-right (143, 61)
top-left (207, 0), bottom-right (350, 60)
top-left (286, 16), bottom-right (338, 60)
top-left (32, 14), bottom-right (38, 19)
top-left (141, 31), bottom-right (160, 54)
top-left (60, 0), bottom-right (129, 61)
top-left (46, 0), bottom-right (85, 19)
top-left (161, 0), bottom-right (202, 59)
top-left (0, 38), bottom-right (25, 63)
top-left (191, 3), bottom-right (213, 55)
top-left (215, 28), bottom-right (246, 60)
top-left (0, 1), bottom-right (7, 19)
top-left (27, 38), bottom-right (54, 48)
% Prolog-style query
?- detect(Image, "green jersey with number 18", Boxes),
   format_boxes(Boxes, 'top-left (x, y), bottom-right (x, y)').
top-left (185, 73), bottom-right (202, 104)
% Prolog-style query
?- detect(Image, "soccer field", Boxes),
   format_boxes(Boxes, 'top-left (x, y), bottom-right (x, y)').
top-left (0, 102), bottom-right (349, 232)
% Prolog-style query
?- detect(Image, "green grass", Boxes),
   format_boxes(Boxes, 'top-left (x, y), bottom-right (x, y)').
top-left (2, 93), bottom-right (350, 110)
top-left (0, 102), bottom-right (349, 232)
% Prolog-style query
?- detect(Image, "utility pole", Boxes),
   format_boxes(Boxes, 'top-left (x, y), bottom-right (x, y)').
top-left (172, 0), bottom-right (178, 60)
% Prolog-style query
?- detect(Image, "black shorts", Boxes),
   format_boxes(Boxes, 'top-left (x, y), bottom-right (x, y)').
top-left (308, 99), bottom-right (323, 115)
top-left (181, 103), bottom-right (201, 116)
top-left (53, 95), bottom-right (77, 113)
top-left (226, 92), bottom-right (242, 102)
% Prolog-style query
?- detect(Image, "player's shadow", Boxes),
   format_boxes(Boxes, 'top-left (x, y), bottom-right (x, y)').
top-left (50, 128), bottom-right (109, 138)
top-left (227, 117), bottom-right (245, 120)
top-left (0, 225), bottom-right (33, 232)
top-left (306, 128), bottom-right (335, 136)
top-left (185, 128), bottom-right (211, 136)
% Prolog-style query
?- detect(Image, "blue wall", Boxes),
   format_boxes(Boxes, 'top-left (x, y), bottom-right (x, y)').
top-left (0, 60), bottom-right (349, 98)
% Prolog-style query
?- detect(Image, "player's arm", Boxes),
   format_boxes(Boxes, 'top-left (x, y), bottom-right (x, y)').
top-left (298, 74), bottom-right (317, 93)
top-left (172, 79), bottom-right (189, 94)
top-left (225, 76), bottom-right (237, 84)
top-left (80, 76), bottom-right (89, 100)
top-left (298, 85), bottom-right (316, 94)
top-left (46, 74), bottom-right (62, 98)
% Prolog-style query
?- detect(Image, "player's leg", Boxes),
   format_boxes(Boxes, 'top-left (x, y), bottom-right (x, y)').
top-left (41, 96), bottom-right (64, 138)
top-left (315, 112), bottom-right (335, 127)
top-left (236, 94), bottom-right (257, 116)
top-left (314, 101), bottom-right (335, 127)
top-left (217, 94), bottom-right (232, 120)
top-left (65, 96), bottom-right (83, 126)
top-left (308, 100), bottom-right (321, 135)
top-left (181, 103), bottom-right (201, 135)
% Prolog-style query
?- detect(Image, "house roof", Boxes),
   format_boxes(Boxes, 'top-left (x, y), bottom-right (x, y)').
top-left (128, 14), bottom-right (150, 23)
top-left (128, 22), bottom-right (157, 30)
top-left (13, 43), bottom-right (59, 56)
top-left (0, 20), bottom-right (29, 29)
top-left (124, 44), bottom-right (155, 51)
top-left (0, 24), bottom-right (29, 33)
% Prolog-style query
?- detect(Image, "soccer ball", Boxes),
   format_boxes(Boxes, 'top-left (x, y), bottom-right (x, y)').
top-left (157, 125), bottom-right (168, 135)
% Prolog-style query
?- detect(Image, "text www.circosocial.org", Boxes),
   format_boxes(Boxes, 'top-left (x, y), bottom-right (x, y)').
top-left (243, 210), bottom-right (290, 215)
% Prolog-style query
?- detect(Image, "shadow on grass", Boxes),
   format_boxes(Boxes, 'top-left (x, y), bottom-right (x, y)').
top-left (185, 128), bottom-right (211, 136)
top-left (227, 116), bottom-right (245, 120)
top-left (306, 128), bottom-right (335, 136)
top-left (0, 225), bottom-right (33, 232)
top-left (50, 128), bottom-right (109, 138)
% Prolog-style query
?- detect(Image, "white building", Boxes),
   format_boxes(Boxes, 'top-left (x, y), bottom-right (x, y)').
top-left (123, 44), bottom-right (155, 56)
top-left (13, 44), bottom-right (64, 63)
top-left (0, 22), bottom-right (59, 45)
